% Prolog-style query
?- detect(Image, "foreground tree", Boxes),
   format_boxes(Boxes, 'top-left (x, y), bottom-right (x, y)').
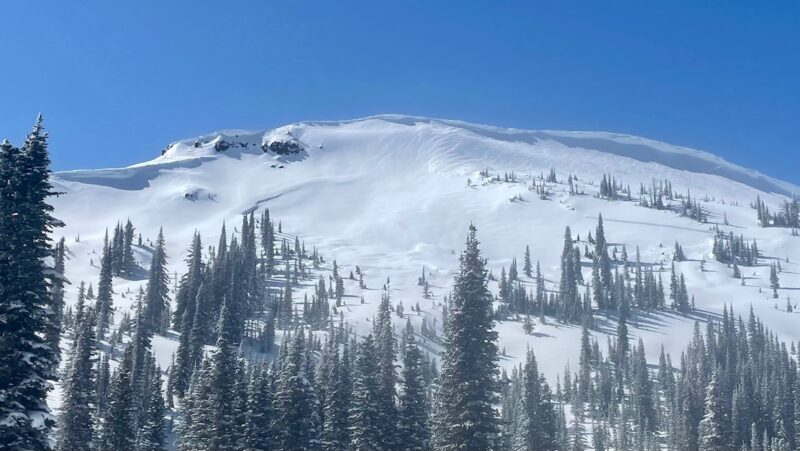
top-left (0, 117), bottom-right (62, 449)
top-left (57, 312), bottom-right (97, 451)
top-left (437, 225), bottom-right (500, 450)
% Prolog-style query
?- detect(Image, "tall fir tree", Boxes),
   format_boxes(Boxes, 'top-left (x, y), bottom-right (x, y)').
top-left (245, 364), bottom-right (275, 451)
top-left (57, 310), bottom-right (97, 451)
top-left (438, 225), bottom-right (500, 450)
top-left (0, 117), bottom-right (62, 450)
top-left (95, 242), bottom-right (114, 339)
top-left (100, 346), bottom-right (136, 451)
top-left (398, 332), bottom-right (430, 451)
top-left (274, 328), bottom-right (319, 451)
top-left (144, 229), bottom-right (169, 335)
top-left (138, 369), bottom-right (166, 451)
top-left (350, 335), bottom-right (382, 451)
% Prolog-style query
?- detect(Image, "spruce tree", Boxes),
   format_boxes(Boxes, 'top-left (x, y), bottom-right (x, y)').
top-left (374, 294), bottom-right (399, 450)
top-left (770, 263), bottom-right (780, 299)
top-left (0, 117), bottom-right (62, 450)
top-left (698, 367), bottom-right (730, 450)
top-left (321, 340), bottom-right (350, 451)
top-left (207, 301), bottom-right (240, 451)
top-left (100, 346), bottom-right (136, 451)
top-left (95, 242), bottom-right (114, 339)
top-left (47, 237), bottom-right (66, 354)
top-left (138, 371), bottom-right (166, 451)
top-left (274, 328), bottom-right (319, 451)
top-left (144, 229), bottom-right (169, 335)
top-left (523, 350), bottom-right (558, 450)
top-left (245, 364), bottom-right (275, 451)
top-left (524, 245), bottom-right (532, 277)
top-left (398, 333), bottom-right (430, 451)
top-left (438, 225), bottom-right (500, 450)
top-left (350, 335), bottom-right (382, 450)
top-left (57, 311), bottom-right (97, 451)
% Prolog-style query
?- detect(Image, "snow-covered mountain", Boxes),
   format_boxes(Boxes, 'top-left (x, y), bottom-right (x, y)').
top-left (49, 114), bottom-right (800, 392)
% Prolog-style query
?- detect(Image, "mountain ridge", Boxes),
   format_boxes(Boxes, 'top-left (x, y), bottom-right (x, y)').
top-left (55, 114), bottom-right (798, 197)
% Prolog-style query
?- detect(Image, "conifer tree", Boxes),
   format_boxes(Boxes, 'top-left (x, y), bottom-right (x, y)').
top-left (100, 346), bottom-right (136, 451)
top-left (206, 301), bottom-right (240, 451)
top-left (523, 350), bottom-right (558, 450)
top-left (374, 294), bottom-right (399, 450)
top-left (350, 335), bottom-right (382, 450)
top-left (144, 229), bottom-right (169, 335)
top-left (524, 245), bottom-right (532, 277)
top-left (122, 219), bottom-right (136, 276)
top-left (138, 370), bottom-right (166, 451)
top-left (57, 311), bottom-right (98, 451)
top-left (322, 339), bottom-right (351, 451)
top-left (698, 367), bottom-right (730, 450)
top-left (47, 237), bottom-right (67, 354)
top-left (398, 333), bottom-right (430, 451)
top-left (274, 328), bottom-right (319, 451)
top-left (438, 225), bottom-right (500, 450)
top-left (173, 232), bottom-right (203, 330)
top-left (0, 117), bottom-right (62, 449)
top-left (95, 243), bottom-right (114, 339)
top-left (770, 263), bottom-right (780, 298)
top-left (245, 364), bottom-right (275, 451)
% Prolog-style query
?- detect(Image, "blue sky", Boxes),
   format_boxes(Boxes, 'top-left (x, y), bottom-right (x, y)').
top-left (1, 1), bottom-right (798, 183)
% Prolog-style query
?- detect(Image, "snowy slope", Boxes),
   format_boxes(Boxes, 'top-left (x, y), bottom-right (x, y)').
top-left (49, 114), bottom-right (800, 389)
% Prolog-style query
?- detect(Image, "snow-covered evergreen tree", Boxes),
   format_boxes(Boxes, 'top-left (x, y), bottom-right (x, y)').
top-left (438, 225), bottom-right (500, 450)
top-left (0, 117), bottom-right (62, 449)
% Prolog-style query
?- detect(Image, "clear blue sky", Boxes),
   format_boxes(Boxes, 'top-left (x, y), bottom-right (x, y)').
top-left (2, 1), bottom-right (798, 183)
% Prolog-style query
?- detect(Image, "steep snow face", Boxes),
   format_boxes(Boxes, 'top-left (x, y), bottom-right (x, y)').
top-left (49, 115), bottom-right (800, 383)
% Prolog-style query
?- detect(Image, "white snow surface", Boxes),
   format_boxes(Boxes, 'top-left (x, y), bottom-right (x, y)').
top-left (50, 114), bottom-right (800, 397)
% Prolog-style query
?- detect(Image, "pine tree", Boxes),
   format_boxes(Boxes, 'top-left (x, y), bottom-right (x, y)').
top-left (374, 293), bottom-right (399, 450)
top-left (398, 333), bottom-right (430, 451)
top-left (47, 237), bottom-right (66, 354)
top-left (0, 117), bottom-right (62, 450)
top-left (144, 229), bottom-right (169, 335)
top-left (698, 367), bottom-right (730, 450)
top-left (57, 311), bottom-right (98, 451)
top-left (138, 370), bottom-right (166, 451)
top-left (321, 340), bottom-right (350, 451)
top-left (350, 335), bottom-right (382, 450)
top-left (100, 346), bottom-right (136, 451)
top-left (523, 350), bottom-right (558, 450)
top-left (173, 232), bottom-right (203, 330)
top-left (206, 301), bottom-right (240, 451)
top-left (274, 328), bottom-right (319, 451)
top-left (438, 225), bottom-right (500, 450)
top-left (524, 245), bottom-right (533, 277)
top-left (95, 242), bottom-right (114, 339)
top-left (245, 364), bottom-right (275, 451)
top-left (122, 219), bottom-right (136, 276)
top-left (770, 263), bottom-right (780, 299)
top-left (280, 281), bottom-right (294, 329)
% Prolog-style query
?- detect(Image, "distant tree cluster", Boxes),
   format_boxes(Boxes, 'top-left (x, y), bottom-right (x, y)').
top-left (755, 195), bottom-right (800, 228)
top-left (539, 307), bottom-right (800, 451)
top-left (713, 229), bottom-right (759, 266)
